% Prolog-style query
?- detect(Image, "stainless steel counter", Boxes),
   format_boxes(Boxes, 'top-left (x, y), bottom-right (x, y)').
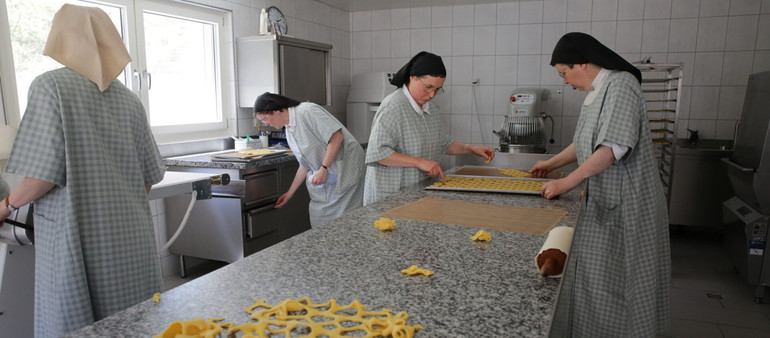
top-left (670, 139), bottom-right (734, 227)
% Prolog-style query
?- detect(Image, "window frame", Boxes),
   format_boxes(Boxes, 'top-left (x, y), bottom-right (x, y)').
top-left (0, 0), bottom-right (235, 141)
top-left (133, 0), bottom-right (233, 136)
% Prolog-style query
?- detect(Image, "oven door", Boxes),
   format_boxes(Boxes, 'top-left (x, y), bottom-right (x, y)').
top-left (243, 203), bottom-right (283, 256)
top-left (243, 169), bottom-right (280, 208)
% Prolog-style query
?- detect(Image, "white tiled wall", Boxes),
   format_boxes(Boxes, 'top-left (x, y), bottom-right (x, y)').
top-left (348, 0), bottom-right (770, 153)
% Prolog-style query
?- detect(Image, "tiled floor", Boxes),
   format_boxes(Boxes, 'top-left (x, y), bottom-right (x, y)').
top-left (661, 227), bottom-right (770, 338)
top-left (162, 227), bottom-right (770, 337)
top-left (162, 259), bottom-right (226, 291)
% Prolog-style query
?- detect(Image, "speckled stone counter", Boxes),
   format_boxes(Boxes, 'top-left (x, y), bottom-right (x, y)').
top-left (163, 150), bottom-right (297, 170)
top-left (68, 177), bottom-right (581, 337)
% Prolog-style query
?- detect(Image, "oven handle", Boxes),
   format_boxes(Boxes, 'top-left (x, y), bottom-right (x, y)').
top-left (721, 158), bottom-right (754, 172)
top-left (245, 203), bottom-right (277, 238)
top-left (243, 169), bottom-right (277, 180)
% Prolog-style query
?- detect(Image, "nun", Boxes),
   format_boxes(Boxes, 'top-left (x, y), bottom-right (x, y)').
top-left (363, 51), bottom-right (494, 205)
top-left (1, 5), bottom-right (166, 336)
top-left (253, 92), bottom-right (365, 227)
top-left (529, 32), bottom-right (671, 337)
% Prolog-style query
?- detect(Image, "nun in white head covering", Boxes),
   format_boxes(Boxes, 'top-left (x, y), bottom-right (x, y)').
top-left (1, 4), bottom-right (165, 337)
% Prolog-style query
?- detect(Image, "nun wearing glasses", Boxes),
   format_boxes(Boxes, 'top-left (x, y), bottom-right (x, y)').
top-left (363, 51), bottom-right (494, 205)
top-left (253, 92), bottom-right (365, 227)
top-left (530, 32), bottom-right (671, 337)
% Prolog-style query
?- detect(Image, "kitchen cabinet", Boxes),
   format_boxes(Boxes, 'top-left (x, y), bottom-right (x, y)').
top-left (636, 63), bottom-right (684, 209)
top-left (236, 35), bottom-right (331, 108)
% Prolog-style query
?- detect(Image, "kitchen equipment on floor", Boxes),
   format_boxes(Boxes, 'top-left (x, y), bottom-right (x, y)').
top-left (346, 71), bottom-right (396, 145)
top-left (722, 70), bottom-right (770, 302)
top-left (0, 204), bottom-right (34, 337)
top-left (493, 88), bottom-right (554, 153)
top-left (165, 159), bottom-right (310, 276)
top-left (380, 198), bottom-right (566, 235)
top-left (669, 138), bottom-right (733, 227)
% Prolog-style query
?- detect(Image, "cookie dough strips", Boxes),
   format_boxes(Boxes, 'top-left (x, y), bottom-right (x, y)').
top-left (430, 176), bottom-right (544, 192)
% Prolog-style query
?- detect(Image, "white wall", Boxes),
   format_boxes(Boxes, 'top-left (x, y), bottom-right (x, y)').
top-left (349, 0), bottom-right (770, 153)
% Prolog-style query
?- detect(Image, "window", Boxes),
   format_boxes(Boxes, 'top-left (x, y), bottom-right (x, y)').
top-left (2, 0), bottom-right (232, 137)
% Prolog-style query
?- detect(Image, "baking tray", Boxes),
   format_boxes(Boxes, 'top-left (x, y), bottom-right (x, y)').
top-left (210, 149), bottom-right (288, 162)
top-left (450, 165), bottom-right (563, 180)
top-left (425, 175), bottom-right (547, 195)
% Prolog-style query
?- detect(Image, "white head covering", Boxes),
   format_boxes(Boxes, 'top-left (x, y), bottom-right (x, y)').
top-left (43, 4), bottom-right (130, 92)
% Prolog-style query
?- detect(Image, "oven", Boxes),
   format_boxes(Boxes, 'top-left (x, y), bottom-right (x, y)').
top-left (164, 159), bottom-right (310, 275)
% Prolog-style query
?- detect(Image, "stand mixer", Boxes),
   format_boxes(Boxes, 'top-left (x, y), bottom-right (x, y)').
top-left (494, 88), bottom-right (554, 153)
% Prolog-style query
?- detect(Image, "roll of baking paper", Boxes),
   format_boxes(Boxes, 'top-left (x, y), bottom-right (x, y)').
top-left (534, 226), bottom-right (574, 278)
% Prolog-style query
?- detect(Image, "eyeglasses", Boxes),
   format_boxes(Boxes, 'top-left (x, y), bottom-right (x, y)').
top-left (254, 113), bottom-right (270, 123)
top-left (419, 78), bottom-right (444, 95)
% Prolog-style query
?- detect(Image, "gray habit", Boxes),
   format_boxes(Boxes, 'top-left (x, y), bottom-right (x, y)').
top-left (549, 71), bottom-right (671, 337)
top-left (5, 68), bottom-right (165, 337)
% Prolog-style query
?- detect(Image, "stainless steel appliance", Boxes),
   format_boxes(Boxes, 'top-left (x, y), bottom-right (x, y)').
top-left (236, 35), bottom-right (332, 108)
top-left (346, 72), bottom-right (396, 145)
top-left (722, 70), bottom-right (770, 302)
top-left (494, 88), bottom-right (554, 153)
top-left (165, 159), bottom-right (310, 276)
top-left (0, 205), bottom-right (34, 337)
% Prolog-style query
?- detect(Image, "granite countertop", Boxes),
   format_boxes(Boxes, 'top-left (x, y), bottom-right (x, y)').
top-left (163, 149), bottom-right (298, 170)
top-left (68, 177), bottom-right (581, 337)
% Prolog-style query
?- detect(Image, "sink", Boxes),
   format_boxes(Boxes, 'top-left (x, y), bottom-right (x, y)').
top-left (676, 138), bottom-right (734, 151)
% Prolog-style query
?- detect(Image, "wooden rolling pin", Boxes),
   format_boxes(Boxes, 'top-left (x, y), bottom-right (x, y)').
top-left (535, 226), bottom-right (574, 277)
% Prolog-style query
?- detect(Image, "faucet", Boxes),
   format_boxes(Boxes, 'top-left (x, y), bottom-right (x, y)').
top-left (687, 129), bottom-right (699, 145)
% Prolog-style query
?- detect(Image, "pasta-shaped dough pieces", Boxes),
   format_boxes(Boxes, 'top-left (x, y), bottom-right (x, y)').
top-left (471, 230), bottom-right (491, 242)
top-left (401, 265), bottom-right (434, 276)
top-left (238, 148), bottom-right (277, 156)
top-left (374, 217), bottom-right (396, 231)
top-left (430, 176), bottom-right (544, 192)
top-left (229, 298), bottom-right (423, 337)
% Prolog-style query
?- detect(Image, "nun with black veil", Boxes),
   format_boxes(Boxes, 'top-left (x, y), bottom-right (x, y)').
top-left (529, 32), bottom-right (671, 337)
top-left (363, 51), bottom-right (495, 205)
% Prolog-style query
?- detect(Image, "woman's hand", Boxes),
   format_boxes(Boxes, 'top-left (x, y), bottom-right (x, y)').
top-left (416, 158), bottom-right (445, 178)
top-left (310, 169), bottom-right (328, 185)
top-left (470, 145), bottom-right (495, 162)
top-left (540, 178), bottom-right (572, 199)
top-left (275, 192), bottom-right (294, 208)
top-left (529, 160), bottom-right (553, 178)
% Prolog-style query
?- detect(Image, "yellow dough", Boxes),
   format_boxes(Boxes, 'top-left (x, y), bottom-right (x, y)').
top-left (152, 292), bottom-right (160, 304)
top-left (498, 168), bottom-right (532, 177)
top-left (229, 298), bottom-right (423, 337)
top-left (154, 318), bottom-right (230, 338)
top-left (401, 265), bottom-right (434, 276)
top-left (470, 230), bottom-right (491, 242)
top-left (430, 176), bottom-right (543, 192)
top-left (238, 148), bottom-right (277, 156)
top-left (374, 217), bottom-right (397, 231)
